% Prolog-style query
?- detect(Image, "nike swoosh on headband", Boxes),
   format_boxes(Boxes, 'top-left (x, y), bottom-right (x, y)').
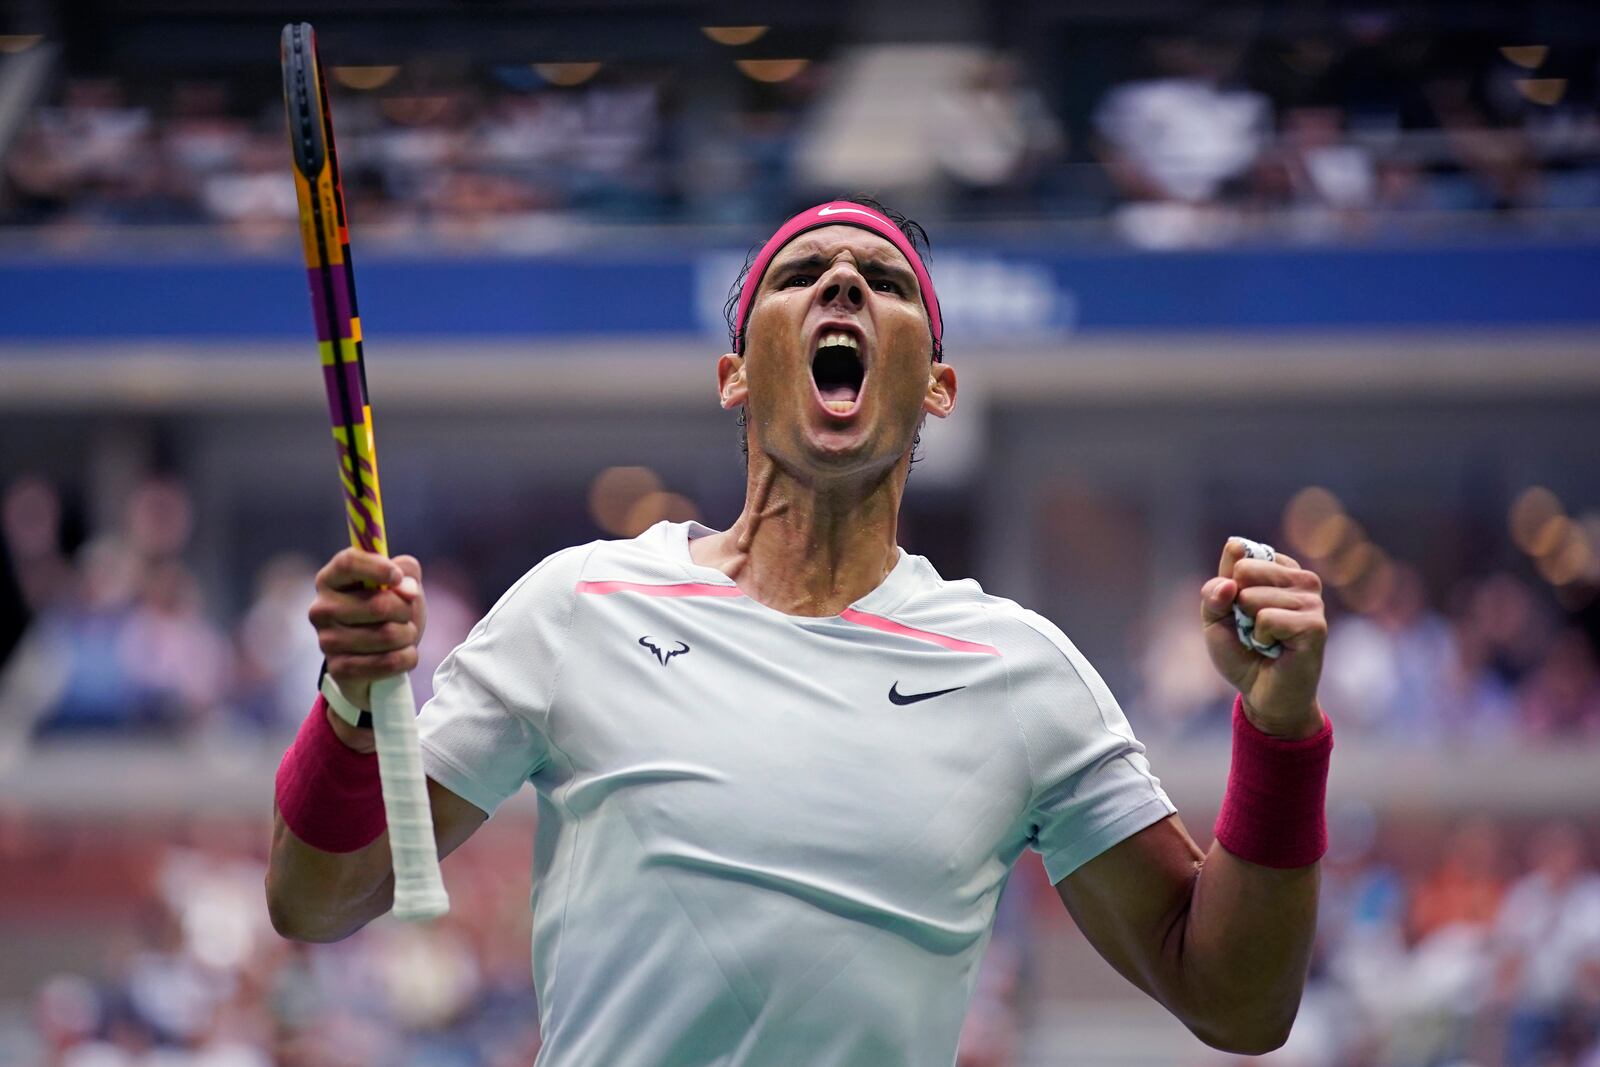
top-left (733, 200), bottom-right (943, 352)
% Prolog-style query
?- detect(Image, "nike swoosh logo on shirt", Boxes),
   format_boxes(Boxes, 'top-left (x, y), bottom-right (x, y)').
top-left (817, 206), bottom-right (879, 219)
top-left (888, 682), bottom-right (966, 706)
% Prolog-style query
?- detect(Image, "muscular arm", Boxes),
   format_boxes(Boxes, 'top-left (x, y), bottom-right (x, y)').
top-left (1055, 537), bottom-right (1330, 1051)
top-left (1057, 813), bottom-right (1318, 1054)
top-left (266, 708), bottom-right (487, 942)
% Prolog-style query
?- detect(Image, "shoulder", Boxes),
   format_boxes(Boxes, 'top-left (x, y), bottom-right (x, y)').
top-left (482, 541), bottom-right (598, 623)
top-left (893, 559), bottom-right (1100, 684)
top-left (485, 521), bottom-right (700, 622)
top-left (894, 561), bottom-right (1135, 755)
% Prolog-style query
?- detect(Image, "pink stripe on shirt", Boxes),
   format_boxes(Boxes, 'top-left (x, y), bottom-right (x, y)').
top-left (576, 580), bottom-right (745, 598)
top-left (576, 580), bottom-right (999, 655)
top-left (840, 608), bottom-right (1000, 656)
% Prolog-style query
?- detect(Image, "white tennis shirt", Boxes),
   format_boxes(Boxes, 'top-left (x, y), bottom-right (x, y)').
top-left (416, 521), bottom-right (1175, 1067)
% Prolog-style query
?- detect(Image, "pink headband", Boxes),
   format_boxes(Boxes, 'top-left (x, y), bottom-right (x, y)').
top-left (734, 201), bottom-right (943, 356)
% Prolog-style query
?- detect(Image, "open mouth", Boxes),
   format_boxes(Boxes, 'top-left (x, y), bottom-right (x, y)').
top-left (811, 330), bottom-right (865, 414)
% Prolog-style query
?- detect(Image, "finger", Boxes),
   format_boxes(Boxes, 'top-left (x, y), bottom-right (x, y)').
top-left (1233, 558), bottom-right (1322, 591)
top-left (1250, 606), bottom-right (1328, 651)
top-left (319, 620), bottom-right (419, 656)
top-left (1219, 538), bottom-right (1306, 576)
top-left (392, 554), bottom-right (423, 601)
top-left (317, 548), bottom-right (402, 592)
top-left (1200, 576), bottom-right (1239, 623)
top-left (1236, 585), bottom-right (1320, 615)
top-left (308, 588), bottom-right (413, 628)
top-left (1217, 538), bottom-right (1251, 579)
top-left (328, 647), bottom-right (418, 682)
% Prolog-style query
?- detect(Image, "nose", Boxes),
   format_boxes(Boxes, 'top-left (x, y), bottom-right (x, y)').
top-left (817, 263), bottom-right (865, 312)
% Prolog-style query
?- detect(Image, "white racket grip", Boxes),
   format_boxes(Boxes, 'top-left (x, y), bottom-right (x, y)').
top-left (369, 672), bottom-right (450, 921)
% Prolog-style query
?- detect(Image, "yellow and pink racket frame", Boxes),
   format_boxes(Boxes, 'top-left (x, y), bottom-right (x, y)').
top-left (280, 23), bottom-right (450, 923)
top-left (282, 22), bottom-right (388, 558)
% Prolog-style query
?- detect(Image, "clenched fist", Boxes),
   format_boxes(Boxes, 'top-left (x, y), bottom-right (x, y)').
top-left (1200, 538), bottom-right (1327, 740)
top-left (309, 548), bottom-right (427, 727)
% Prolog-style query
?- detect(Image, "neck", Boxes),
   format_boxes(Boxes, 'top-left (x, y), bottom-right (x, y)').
top-left (690, 452), bottom-right (908, 616)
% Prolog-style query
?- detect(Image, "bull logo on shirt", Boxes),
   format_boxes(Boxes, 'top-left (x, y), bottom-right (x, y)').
top-left (639, 636), bottom-right (690, 666)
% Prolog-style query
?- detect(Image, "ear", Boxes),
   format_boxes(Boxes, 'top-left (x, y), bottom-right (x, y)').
top-left (716, 353), bottom-right (747, 410)
top-left (923, 360), bottom-right (956, 419)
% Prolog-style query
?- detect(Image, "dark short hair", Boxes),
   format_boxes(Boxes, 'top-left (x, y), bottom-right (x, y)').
top-left (722, 194), bottom-right (942, 363)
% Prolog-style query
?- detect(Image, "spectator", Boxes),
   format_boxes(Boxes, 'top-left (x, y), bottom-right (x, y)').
top-left (119, 560), bottom-right (232, 736)
top-left (44, 79), bottom-right (150, 175)
top-left (2, 476), bottom-right (74, 618)
top-left (25, 538), bottom-right (147, 737)
top-left (161, 82), bottom-right (249, 180)
top-left (1494, 822), bottom-right (1600, 1067)
top-left (1127, 574), bottom-right (1234, 737)
top-left (1518, 629), bottom-right (1600, 738)
top-left (1092, 36), bottom-right (1272, 246)
top-left (1319, 563), bottom-right (1459, 742)
top-left (197, 132), bottom-right (298, 249)
top-left (235, 554), bottom-right (325, 735)
top-left (1409, 818), bottom-right (1508, 943)
top-left (931, 55), bottom-right (1065, 217)
top-left (1263, 105), bottom-right (1378, 239)
top-left (2, 123), bottom-right (76, 226)
top-left (123, 477), bottom-right (196, 563)
top-left (1440, 572), bottom-right (1538, 743)
top-left (2, 476), bottom-right (233, 741)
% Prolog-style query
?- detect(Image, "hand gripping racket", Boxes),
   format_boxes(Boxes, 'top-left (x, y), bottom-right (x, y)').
top-left (281, 22), bottom-right (448, 921)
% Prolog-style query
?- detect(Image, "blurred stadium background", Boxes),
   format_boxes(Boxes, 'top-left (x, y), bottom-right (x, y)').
top-left (2, 0), bottom-right (1599, 1065)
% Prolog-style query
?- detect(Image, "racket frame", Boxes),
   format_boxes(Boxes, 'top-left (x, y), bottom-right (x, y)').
top-left (281, 21), bottom-right (448, 922)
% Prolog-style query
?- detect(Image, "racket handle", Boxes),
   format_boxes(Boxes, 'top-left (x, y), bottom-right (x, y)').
top-left (369, 673), bottom-right (450, 921)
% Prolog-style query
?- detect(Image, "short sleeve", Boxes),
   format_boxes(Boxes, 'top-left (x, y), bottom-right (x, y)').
top-left (417, 544), bottom-right (593, 816)
top-left (1000, 608), bottom-right (1176, 884)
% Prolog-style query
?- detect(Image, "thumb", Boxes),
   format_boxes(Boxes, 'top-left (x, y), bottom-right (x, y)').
top-left (1200, 577), bottom-right (1237, 624)
top-left (392, 554), bottom-right (423, 599)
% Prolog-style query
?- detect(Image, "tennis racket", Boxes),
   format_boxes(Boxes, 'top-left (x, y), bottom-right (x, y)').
top-left (281, 22), bottom-right (448, 921)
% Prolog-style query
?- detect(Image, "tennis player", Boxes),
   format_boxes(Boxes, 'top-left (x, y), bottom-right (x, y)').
top-left (268, 197), bottom-right (1334, 1065)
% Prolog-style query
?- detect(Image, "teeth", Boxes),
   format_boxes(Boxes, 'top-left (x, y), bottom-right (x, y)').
top-left (824, 400), bottom-right (854, 412)
top-left (817, 331), bottom-right (859, 350)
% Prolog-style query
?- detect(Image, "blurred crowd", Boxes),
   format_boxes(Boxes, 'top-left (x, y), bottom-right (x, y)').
top-left (11, 815), bottom-right (543, 1067)
top-left (1281, 814), bottom-right (1600, 1067)
top-left (1, 471), bottom-right (1598, 749)
top-left (0, 68), bottom-right (705, 250)
top-left (1086, 25), bottom-right (1600, 247)
top-left (5, 806), bottom-right (1599, 1067)
top-left (3, 12), bottom-right (1598, 248)
top-left (0, 474), bottom-right (480, 745)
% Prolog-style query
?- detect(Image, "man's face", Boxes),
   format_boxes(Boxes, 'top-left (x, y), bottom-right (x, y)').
top-left (719, 225), bottom-right (955, 478)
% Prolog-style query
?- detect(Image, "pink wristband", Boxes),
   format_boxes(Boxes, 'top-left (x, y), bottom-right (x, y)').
top-left (1213, 694), bottom-right (1333, 869)
top-left (274, 696), bottom-right (387, 853)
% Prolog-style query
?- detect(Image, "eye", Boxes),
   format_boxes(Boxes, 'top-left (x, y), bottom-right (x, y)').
top-left (783, 274), bottom-right (813, 288)
top-left (870, 279), bottom-right (901, 294)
